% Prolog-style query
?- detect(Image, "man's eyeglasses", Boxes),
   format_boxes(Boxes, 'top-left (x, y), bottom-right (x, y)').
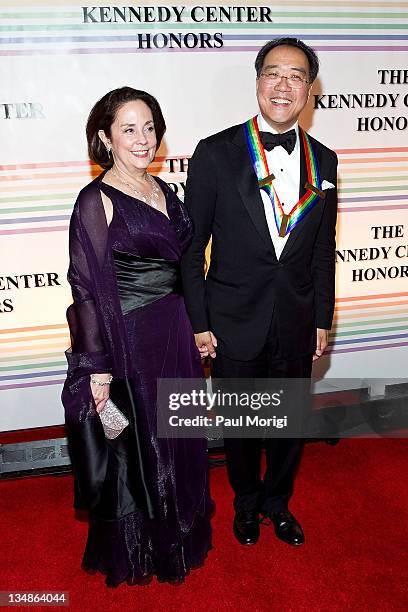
top-left (260, 71), bottom-right (310, 89)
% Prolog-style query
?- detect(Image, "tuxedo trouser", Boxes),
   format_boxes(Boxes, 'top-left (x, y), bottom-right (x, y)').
top-left (211, 319), bottom-right (313, 514)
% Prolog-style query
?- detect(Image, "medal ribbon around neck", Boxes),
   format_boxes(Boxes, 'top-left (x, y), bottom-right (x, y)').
top-left (244, 116), bottom-right (324, 237)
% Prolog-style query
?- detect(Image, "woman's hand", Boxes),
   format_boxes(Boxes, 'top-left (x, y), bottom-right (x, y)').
top-left (194, 331), bottom-right (217, 359)
top-left (90, 373), bottom-right (112, 413)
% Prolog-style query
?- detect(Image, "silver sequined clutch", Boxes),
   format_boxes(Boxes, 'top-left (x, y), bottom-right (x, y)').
top-left (99, 398), bottom-right (129, 439)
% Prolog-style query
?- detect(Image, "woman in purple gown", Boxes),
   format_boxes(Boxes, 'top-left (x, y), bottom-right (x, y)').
top-left (62, 87), bottom-right (212, 586)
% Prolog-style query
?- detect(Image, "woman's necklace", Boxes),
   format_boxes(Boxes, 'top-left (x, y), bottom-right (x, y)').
top-left (111, 166), bottom-right (160, 209)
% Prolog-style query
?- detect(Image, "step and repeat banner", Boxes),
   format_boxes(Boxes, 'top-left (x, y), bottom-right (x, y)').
top-left (1, 0), bottom-right (407, 429)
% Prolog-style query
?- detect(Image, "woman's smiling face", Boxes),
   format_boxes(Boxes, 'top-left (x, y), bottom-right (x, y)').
top-left (101, 99), bottom-right (157, 173)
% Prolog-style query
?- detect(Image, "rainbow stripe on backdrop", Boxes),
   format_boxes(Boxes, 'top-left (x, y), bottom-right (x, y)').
top-left (1, 293), bottom-right (408, 390)
top-left (1, 0), bottom-right (408, 389)
top-left (0, 158), bottom-right (185, 235)
top-left (1, 148), bottom-right (408, 389)
top-left (0, 0), bottom-right (407, 56)
top-left (329, 292), bottom-right (408, 355)
top-left (0, 323), bottom-right (69, 391)
top-left (2, 147), bottom-right (407, 236)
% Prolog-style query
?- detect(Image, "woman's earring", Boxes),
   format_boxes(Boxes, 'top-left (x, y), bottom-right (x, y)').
top-left (106, 145), bottom-right (112, 159)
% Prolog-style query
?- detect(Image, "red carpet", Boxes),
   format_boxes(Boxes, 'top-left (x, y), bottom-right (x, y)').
top-left (0, 426), bottom-right (66, 445)
top-left (1, 439), bottom-right (407, 611)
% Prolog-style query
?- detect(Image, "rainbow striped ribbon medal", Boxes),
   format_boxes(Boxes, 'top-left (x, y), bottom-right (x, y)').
top-left (244, 116), bottom-right (325, 237)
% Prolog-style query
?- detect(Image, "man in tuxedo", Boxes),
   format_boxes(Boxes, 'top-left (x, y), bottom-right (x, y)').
top-left (181, 38), bottom-right (338, 546)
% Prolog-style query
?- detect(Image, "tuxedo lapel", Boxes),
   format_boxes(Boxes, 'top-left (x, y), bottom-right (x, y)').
top-left (280, 131), bottom-right (321, 260)
top-left (228, 125), bottom-right (276, 258)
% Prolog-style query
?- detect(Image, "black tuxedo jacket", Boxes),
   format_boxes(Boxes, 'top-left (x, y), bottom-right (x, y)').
top-left (181, 122), bottom-right (338, 361)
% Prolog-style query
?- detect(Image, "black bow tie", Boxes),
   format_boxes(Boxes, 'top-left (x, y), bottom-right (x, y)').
top-left (260, 129), bottom-right (296, 155)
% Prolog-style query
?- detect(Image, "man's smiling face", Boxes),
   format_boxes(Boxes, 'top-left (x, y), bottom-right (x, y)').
top-left (256, 44), bottom-right (312, 133)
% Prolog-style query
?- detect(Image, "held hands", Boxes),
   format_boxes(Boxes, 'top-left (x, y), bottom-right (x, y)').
top-left (194, 331), bottom-right (218, 359)
top-left (313, 328), bottom-right (329, 361)
top-left (90, 373), bottom-right (112, 413)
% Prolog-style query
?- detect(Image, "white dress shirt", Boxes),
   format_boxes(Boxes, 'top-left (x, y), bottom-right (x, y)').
top-left (257, 113), bottom-right (300, 260)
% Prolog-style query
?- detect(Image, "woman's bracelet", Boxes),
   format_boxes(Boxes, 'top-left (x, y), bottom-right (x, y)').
top-left (90, 374), bottom-right (113, 386)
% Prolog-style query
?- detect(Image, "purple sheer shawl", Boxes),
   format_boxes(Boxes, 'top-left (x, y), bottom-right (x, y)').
top-left (62, 173), bottom-right (153, 517)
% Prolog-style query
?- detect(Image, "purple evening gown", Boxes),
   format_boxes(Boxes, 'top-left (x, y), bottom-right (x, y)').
top-left (80, 178), bottom-right (213, 586)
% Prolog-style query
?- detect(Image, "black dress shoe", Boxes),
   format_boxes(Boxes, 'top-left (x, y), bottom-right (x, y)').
top-left (263, 510), bottom-right (304, 546)
top-left (233, 510), bottom-right (260, 545)
top-left (325, 437), bottom-right (340, 446)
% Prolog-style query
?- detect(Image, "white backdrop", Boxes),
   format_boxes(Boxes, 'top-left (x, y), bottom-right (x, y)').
top-left (1, 0), bottom-right (407, 429)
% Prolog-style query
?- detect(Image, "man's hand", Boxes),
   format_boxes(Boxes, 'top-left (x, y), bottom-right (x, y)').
top-left (313, 328), bottom-right (329, 361)
top-left (194, 331), bottom-right (217, 359)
